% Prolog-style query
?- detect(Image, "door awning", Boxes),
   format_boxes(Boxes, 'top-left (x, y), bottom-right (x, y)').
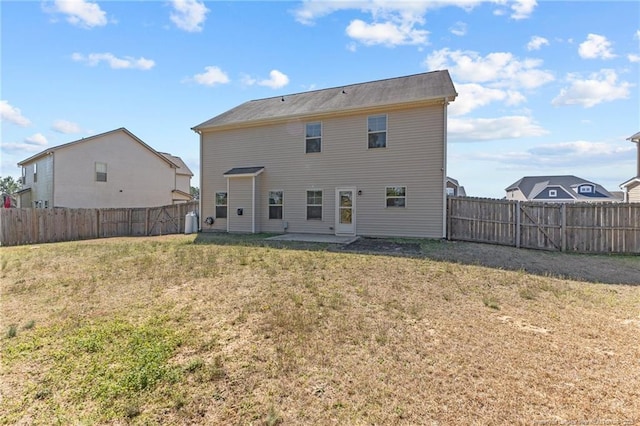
top-left (223, 166), bottom-right (265, 178)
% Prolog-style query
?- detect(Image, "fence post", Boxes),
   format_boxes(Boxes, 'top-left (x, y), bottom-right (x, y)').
top-left (145, 208), bottom-right (150, 236)
top-left (561, 203), bottom-right (567, 252)
top-left (96, 209), bottom-right (101, 239)
top-left (515, 201), bottom-right (521, 248)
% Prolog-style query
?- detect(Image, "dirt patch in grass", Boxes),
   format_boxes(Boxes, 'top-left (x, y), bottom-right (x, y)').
top-left (342, 237), bottom-right (639, 285)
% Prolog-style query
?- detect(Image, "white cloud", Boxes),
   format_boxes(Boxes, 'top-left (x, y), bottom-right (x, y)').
top-left (449, 84), bottom-right (526, 116)
top-left (449, 116), bottom-right (548, 141)
top-left (578, 34), bottom-right (616, 59)
top-left (52, 120), bottom-right (82, 134)
top-left (258, 70), bottom-right (290, 89)
top-left (552, 69), bottom-right (632, 108)
top-left (425, 49), bottom-right (554, 90)
top-left (346, 19), bottom-right (428, 46)
top-left (24, 133), bottom-right (48, 146)
top-left (510, 0), bottom-right (537, 20)
top-left (629, 54), bottom-right (640, 63)
top-left (473, 140), bottom-right (634, 168)
top-left (189, 66), bottom-right (230, 87)
top-left (170, 0), bottom-right (209, 32)
top-left (293, 1), bottom-right (535, 48)
top-left (0, 100), bottom-right (31, 127)
top-left (449, 21), bottom-right (467, 37)
top-left (46, 0), bottom-right (107, 28)
top-left (72, 52), bottom-right (155, 70)
top-left (526, 35), bottom-right (548, 51)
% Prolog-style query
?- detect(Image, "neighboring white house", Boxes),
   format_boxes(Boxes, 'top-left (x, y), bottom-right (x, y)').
top-left (16, 128), bottom-right (193, 208)
top-left (505, 175), bottom-right (619, 203)
top-left (620, 131), bottom-right (640, 203)
top-left (192, 70), bottom-right (458, 238)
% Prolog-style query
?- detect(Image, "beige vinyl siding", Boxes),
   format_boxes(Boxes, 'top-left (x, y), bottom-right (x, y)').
top-left (30, 156), bottom-right (54, 207)
top-left (628, 183), bottom-right (640, 203)
top-left (53, 132), bottom-right (175, 208)
top-left (228, 177), bottom-right (255, 233)
top-left (200, 104), bottom-right (446, 238)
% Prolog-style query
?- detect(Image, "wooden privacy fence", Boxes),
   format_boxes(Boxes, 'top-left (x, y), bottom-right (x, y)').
top-left (0, 201), bottom-right (198, 247)
top-left (447, 197), bottom-right (640, 254)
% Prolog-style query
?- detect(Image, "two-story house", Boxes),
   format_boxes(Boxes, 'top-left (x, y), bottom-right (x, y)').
top-left (16, 127), bottom-right (193, 208)
top-left (620, 131), bottom-right (640, 203)
top-left (192, 70), bottom-right (457, 238)
top-left (505, 175), bottom-right (618, 203)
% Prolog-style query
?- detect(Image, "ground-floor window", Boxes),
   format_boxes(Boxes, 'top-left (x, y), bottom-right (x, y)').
top-left (269, 190), bottom-right (283, 219)
top-left (386, 186), bottom-right (406, 207)
top-left (215, 192), bottom-right (227, 218)
top-left (306, 190), bottom-right (322, 220)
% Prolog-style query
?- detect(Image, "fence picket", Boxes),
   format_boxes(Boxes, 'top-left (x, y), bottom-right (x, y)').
top-left (0, 201), bottom-right (198, 247)
top-left (447, 197), bottom-right (640, 254)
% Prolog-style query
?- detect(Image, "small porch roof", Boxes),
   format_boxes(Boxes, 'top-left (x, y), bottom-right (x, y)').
top-left (223, 166), bottom-right (265, 177)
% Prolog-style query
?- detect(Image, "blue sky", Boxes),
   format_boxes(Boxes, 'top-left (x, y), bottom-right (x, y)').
top-left (1, 0), bottom-right (639, 198)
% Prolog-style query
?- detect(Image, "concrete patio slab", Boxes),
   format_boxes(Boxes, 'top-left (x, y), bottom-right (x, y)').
top-left (266, 234), bottom-right (359, 244)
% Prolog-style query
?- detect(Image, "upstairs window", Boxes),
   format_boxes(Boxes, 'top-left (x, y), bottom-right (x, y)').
top-left (305, 122), bottom-right (322, 153)
top-left (386, 186), bottom-right (406, 207)
top-left (578, 185), bottom-right (593, 194)
top-left (215, 192), bottom-right (227, 218)
top-left (368, 115), bottom-right (387, 148)
top-left (306, 190), bottom-right (323, 220)
top-left (549, 189), bottom-right (557, 197)
top-left (33, 163), bottom-right (37, 183)
top-left (269, 191), bottom-right (283, 219)
top-left (96, 162), bottom-right (107, 182)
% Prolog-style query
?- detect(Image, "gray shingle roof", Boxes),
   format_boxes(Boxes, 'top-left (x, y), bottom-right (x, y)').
top-left (506, 175), bottom-right (614, 200)
top-left (223, 166), bottom-right (265, 176)
top-left (193, 70), bottom-right (457, 131)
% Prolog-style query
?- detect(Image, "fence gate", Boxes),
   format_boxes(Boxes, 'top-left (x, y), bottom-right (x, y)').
top-left (517, 203), bottom-right (563, 251)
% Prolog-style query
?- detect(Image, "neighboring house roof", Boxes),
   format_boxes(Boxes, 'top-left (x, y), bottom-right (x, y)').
top-left (17, 127), bottom-right (178, 169)
top-left (160, 152), bottom-right (193, 176)
top-left (620, 176), bottom-right (640, 189)
top-left (506, 175), bottom-right (615, 200)
top-left (446, 176), bottom-right (466, 196)
top-left (627, 131), bottom-right (640, 142)
top-left (192, 70), bottom-right (457, 131)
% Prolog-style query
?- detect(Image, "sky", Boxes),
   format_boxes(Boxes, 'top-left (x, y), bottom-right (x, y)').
top-left (1, 0), bottom-right (639, 199)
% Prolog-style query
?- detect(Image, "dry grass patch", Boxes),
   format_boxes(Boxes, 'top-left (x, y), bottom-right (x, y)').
top-left (1, 235), bottom-right (639, 425)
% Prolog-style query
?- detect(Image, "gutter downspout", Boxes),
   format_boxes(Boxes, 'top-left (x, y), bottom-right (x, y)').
top-left (195, 128), bottom-right (203, 231)
top-left (442, 97), bottom-right (449, 239)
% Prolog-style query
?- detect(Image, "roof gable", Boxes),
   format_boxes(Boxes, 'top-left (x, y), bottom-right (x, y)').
top-left (17, 128), bottom-right (176, 168)
top-left (193, 70), bottom-right (457, 131)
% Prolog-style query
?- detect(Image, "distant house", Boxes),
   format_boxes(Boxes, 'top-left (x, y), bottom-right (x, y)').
top-left (193, 70), bottom-right (458, 238)
top-left (16, 128), bottom-right (193, 208)
top-left (446, 177), bottom-right (466, 197)
top-left (620, 131), bottom-right (640, 203)
top-left (505, 175), bottom-right (619, 203)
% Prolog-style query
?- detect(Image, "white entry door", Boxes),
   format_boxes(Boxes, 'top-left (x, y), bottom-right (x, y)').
top-left (335, 187), bottom-right (356, 235)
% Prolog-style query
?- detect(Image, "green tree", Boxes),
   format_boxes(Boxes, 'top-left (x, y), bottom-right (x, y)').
top-left (190, 186), bottom-right (200, 200)
top-left (0, 176), bottom-right (20, 195)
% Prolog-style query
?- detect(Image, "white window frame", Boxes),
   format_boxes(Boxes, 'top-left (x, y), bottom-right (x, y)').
top-left (306, 189), bottom-right (323, 220)
top-left (268, 190), bottom-right (284, 220)
top-left (385, 186), bottom-right (406, 208)
top-left (33, 163), bottom-right (37, 183)
top-left (367, 114), bottom-right (387, 149)
top-left (215, 191), bottom-right (227, 218)
top-left (95, 162), bottom-right (107, 182)
top-left (305, 122), bottom-right (322, 154)
top-left (578, 185), bottom-right (593, 194)
top-left (549, 189), bottom-right (557, 197)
